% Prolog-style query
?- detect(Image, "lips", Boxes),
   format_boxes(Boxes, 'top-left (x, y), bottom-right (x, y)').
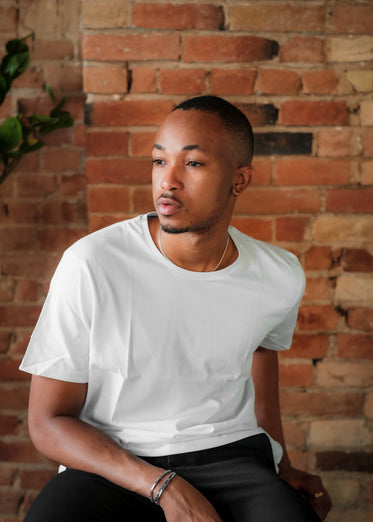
top-left (156, 195), bottom-right (183, 216)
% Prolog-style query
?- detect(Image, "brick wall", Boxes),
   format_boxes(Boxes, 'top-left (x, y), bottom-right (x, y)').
top-left (0, 1), bottom-right (372, 520)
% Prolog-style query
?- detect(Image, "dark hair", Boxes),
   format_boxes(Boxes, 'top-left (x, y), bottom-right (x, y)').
top-left (172, 95), bottom-right (254, 165)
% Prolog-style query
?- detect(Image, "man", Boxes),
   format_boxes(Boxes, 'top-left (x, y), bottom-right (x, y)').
top-left (20, 95), bottom-right (331, 521)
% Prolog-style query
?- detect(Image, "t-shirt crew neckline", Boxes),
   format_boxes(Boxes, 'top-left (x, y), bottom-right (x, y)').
top-left (143, 212), bottom-right (241, 278)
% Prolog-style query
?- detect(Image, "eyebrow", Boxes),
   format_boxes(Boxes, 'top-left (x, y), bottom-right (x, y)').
top-left (152, 144), bottom-right (202, 151)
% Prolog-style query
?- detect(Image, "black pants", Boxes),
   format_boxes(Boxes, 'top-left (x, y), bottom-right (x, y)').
top-left (24, 434), bottom-right (321, 522)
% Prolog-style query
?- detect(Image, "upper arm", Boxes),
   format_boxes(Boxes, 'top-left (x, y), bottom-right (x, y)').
top-left (28, 375), bottom-right (88, 434)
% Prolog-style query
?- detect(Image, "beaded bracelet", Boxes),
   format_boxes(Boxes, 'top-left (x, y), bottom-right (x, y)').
top-left (149, 469), bottom-right (177, 505)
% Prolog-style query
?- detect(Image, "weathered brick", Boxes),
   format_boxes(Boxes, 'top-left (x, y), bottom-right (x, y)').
top-left (132, 186), bottom-right (154, 214)
top-left (86, 131), bottom-right (128, 157)
top-left (283, 333), bottom-right (329, 359)
top-left (0, 441), bottom-right (42, 463)
top-left (41, 200), bottom-right (86, 225)
top-left (317, 361), bottom-right (373, 387)
top-left (30, 40), bottom-right (74, 60)
top-left (89, 214), bottom-right (129, 233)
top-left (342, 249), bottom-right (373, 272)
top-left (312, 216), bottom-right (373, 243)
top-left (275, 217), bottom-right (308, 241)
top-left (275, 159), bottom-right (350, 185)
top-left (347, 70), bottom-right (373, 93)
top-left (44, 64), bottom-right (82, 92)
top-left (280, 391), bottom-right (364, 417)
top-left (256, 69), bottom-right (301, 95)
top-left (0, 385), bottom-right (29, 410)
top-left (0, 229), bottom-right (38, 252)
top-left (317, 129), bottom-right (351, 157)
top-left (304, 246), bottom-right (335, 270)
top-left (230, 218), bottom-right (273, 242)
top-left (348, 308), bottom-right (373, 332)
top-left (237, 104), bottom-right (277, 127)
top-left (287, 449), bottom-right (309, 471)
top-left (130, 132), bottom-right (156, 157)
top-left (0, 332), bottom-right (11, 354)
top-left (12, 67), bottom-right (44, 90)
top-left (234, 188), bottom-right (321, 215)
top-left (44, 149), bottom-right (82, 173)
top-left (160, 69), bottom-right (206, 95)
top-left (82, 33), bottom-right (179, 61)
top-left (279, 37), bottom-right (325, 63)
top-left (317, 451), bottom-right (373, 473)
top-left (86, 158), bottom-right (151, 185)
top-left (16, 280), bottom-right (39, 302)
top-left (0, 466), bottom-right (16, 486)
top-left (331, 5), bottom-right (373, 34)
top-left (365, 393), bottom-right (373, 418)
top-left (210, 69), bottom-right (255, 96)
top-left (39, 229), bottom-right (86, 252)
top-left (0, 278), bottom-right (16, 302)
top-left (0, 415), bottom-right (21, 435)
top-left (279, 363), bottom-right (313, 387)
top-left (88, 100), bottom-right (175, 126)
top-left (0, 490), bottom-right (23, 516)
top-left (19, 469), bottom-right (56, 490)
top-left (83, 64), bottom-right (128, 94)
top-left (0, 358), bottom-right (31, 380)
top-left (250, 159), bottom-right (272, 186)
top-left (1, 255), bottom-right (59, 279)
top-left (298, 306), bottom-right (340, 332)
top-left (322, 478), bottom-right (360, 506)
top-left (0, 7), bottom-right (17, 33)
top-left (182, 35), bottom-right (278, 63)
top-left (362, 129), bottom-right (373, 157)
top-left (329, 37), bottom-right (373, 63)
top-left (87, 186), bottom-right (130, 213)
top-left (361, 161), bottom-right (373, 186)
top-left (302, 70), bottom-right (338, 94)
top-left (59, 174), bottom-right (86, 197)
top-left (81, 0), bottom-right (128, 28)
top-left (279, 101), bottom-right (349, 126)
top-left (310, 419), bottom-right (372, 448)
top-left (328, 188), bottom-right (373, 213)
top-left (9, 332), bottom-right (31, 356)
top-left (302, 277), bottom-right (330, 302)
top-left (130, 67), bottom-right (157, 93)
top-left (282, 421), bottom-right (305, 448)
top-left (337, 334), bottom-right (373, 359)
top-left (255, 133), bottom-right (313, 156)
top-left (336, 275), bottom-right (373, 305)
top-left (361, 100), bottom-right (373, 126)
top-left (132, 3), bottom-right (224, 30)
top-left (230, 5), bottom-right (323, 32)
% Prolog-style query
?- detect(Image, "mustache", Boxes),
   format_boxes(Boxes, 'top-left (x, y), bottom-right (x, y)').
top-left (156, 192), bottom-right (183, 206)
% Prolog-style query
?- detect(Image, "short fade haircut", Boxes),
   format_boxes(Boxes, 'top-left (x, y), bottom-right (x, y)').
top-left (172, 95), bottom-right (254, 166)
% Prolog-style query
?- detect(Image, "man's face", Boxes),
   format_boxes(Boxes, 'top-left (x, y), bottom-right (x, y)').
top-left (152, 109), bottom-right (238, 235)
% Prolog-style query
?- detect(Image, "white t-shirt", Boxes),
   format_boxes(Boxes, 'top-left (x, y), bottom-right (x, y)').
top-left (20, 213), bottom-right (305, 465)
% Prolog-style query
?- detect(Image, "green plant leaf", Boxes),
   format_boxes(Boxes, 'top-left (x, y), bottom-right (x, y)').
top-left (27, 114), bottom-right (55, 126)
top-left (0, 117), bottom-right (23, 151)
top-left (0, 76), bottom-right (9, 105)
top-left (2, 52), bottom-right (30, 78)
top-left (5, 37), bottom-right (29, 56)
top-left (45, 83), bottom-right (56, 103)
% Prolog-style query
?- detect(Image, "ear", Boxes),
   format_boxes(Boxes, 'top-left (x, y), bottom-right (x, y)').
top-left (232, 165), bottom-right (253, 196)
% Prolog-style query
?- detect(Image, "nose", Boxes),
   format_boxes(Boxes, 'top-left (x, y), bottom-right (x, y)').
top-left (159, 163), bottom-right (183, 191)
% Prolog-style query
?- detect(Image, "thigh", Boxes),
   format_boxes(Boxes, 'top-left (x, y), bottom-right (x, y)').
top-left (24, 469), bottom-right (166, 522)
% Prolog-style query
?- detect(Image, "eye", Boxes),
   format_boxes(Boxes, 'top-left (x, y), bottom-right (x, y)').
top-left (186, 160), bottom-right (203, 167)
top-left (152, 158), bottom-right (165, 166)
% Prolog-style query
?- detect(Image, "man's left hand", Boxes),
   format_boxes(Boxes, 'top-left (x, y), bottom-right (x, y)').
top-left (278, 465), bottom-right (332, 520)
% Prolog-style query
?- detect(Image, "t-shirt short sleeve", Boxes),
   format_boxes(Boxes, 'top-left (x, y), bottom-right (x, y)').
top-left (20, 250), bottom-right (92, 382)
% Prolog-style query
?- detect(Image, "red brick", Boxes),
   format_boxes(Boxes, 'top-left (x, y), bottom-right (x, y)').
top-left (0, 490), bottom-right (23, 516)
top-left (303, 277), bottom-right (330, 302)
top-left (236, 103), bottom-right (277, 127)
top-left (9, 332), bottom-right (31, 356)
top-left (59, 174), bottom-right (86, 197)
top-left (74, 124), bottom-right (86, 148)
top-left (0, 332), bottom-right (11, 354)
top-left (282, 334), bottom-right (329, 359)
top-left (6, 202), bottom-right (38, 224)
top-left (279, 363), bottom-right (313, 387)
top-left (39, 229), bottom-right (86, 252)
top-left (89, 214), bottom-right (129, 233)
top-left (87, 186), bottom-right (130, 213)
top-left (317, 129), bottom-right (351, 157)
top-left (274, 159), bottom-right (350, 186)
top-left (280, 391), bottom-right (364, 417)
top-left (12, 67), bottom-right (44, 90)
top-left (275, 217), bottom-right (309, 241)
top-left (16, 280), bottom-right (39, 302)
top-left (132, 186), bottom-right (154, 214)
top-left (337, 334), bottom-right (373, 359)
top-left (304, 246), bottom-right (339, 270)
top-left (210, 69), bottom-right (256, 96)
top-left (82, 33), bottom-right (179, 61)
top-left (130, 132), bottom-right (156, 157)
top-left (42, 128), bottom-right (73, 147)
top-left (0, 466), bottom-right (16, 486)
top-left (256, 69), bottom-right (301, 95)
top-left (298, 306), bottom-right (340, 331)
top-left (89, 99), bottom-right (175, 126)
top-left (230, 5), bottom-right (324, 32)
top-left (132, 3), bottom-right (224, 30)
top-left (30, 40), bottom-right (74, 60)
top-left (363, 129), bottom-right (373, 157)
top-left (302, 70), bottom-right (339, 94)
top-left (0, 385), bottom-right (29, 410)
top-left (44, 64), bottom-right (82, 93)
top-left (332, 5), bottom-right (373, 34)
top-left (1, 255), bottom-right (59, 279)
top-left (234, 188), bottom-right (322, 215)
top-left (0, 96), bottom-right (11, 118)
top-left (183, 35), bottom-right (277, 63)
top-left (13, 151), bottom-right (41, 174)
top-left (230, 218), bottom-right (273, 242)
top-left (279, 37), bottom-right (325, 63)
top-left (0, 441), bottom-right (42, 463)
top-left (83, 64), bottom-right (128, 94)
top-left (348, 308), bottom-right (373, 332)
top-left (130, 67), bottom-right (157, 93)
top-left (251, 160), bottom-right (272, 186)
top-left (44, 149), bottom-right (82, 173)
top-left (0, 7), bottom-right (17, 33)
top-left (0, 358), bottom-right (30, 380)
top-left (279, 101), bottom-right (349, 126)
top-left (63, 96), bottom-right (86, 121)
top-left (86, 158), bottom-right (151, 185)
top-left (342, 249), bottom-right (373, 272)
top-left (160, 69), bottom-right (206, 95)
top-left (328, 189), bottom-right (373, 213)
top-left (41, 200), bottom-right (86, 225)
top-left (19, 469), bottom-right (56, 490)
top-left (86, 131), bottom-right (128, 157)
top-left (0, 229), bottom-right (38, 252)
top-left (17, 174), bottom-right (57, 198)
top-left (0, 415), bottom-right (21, 435)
